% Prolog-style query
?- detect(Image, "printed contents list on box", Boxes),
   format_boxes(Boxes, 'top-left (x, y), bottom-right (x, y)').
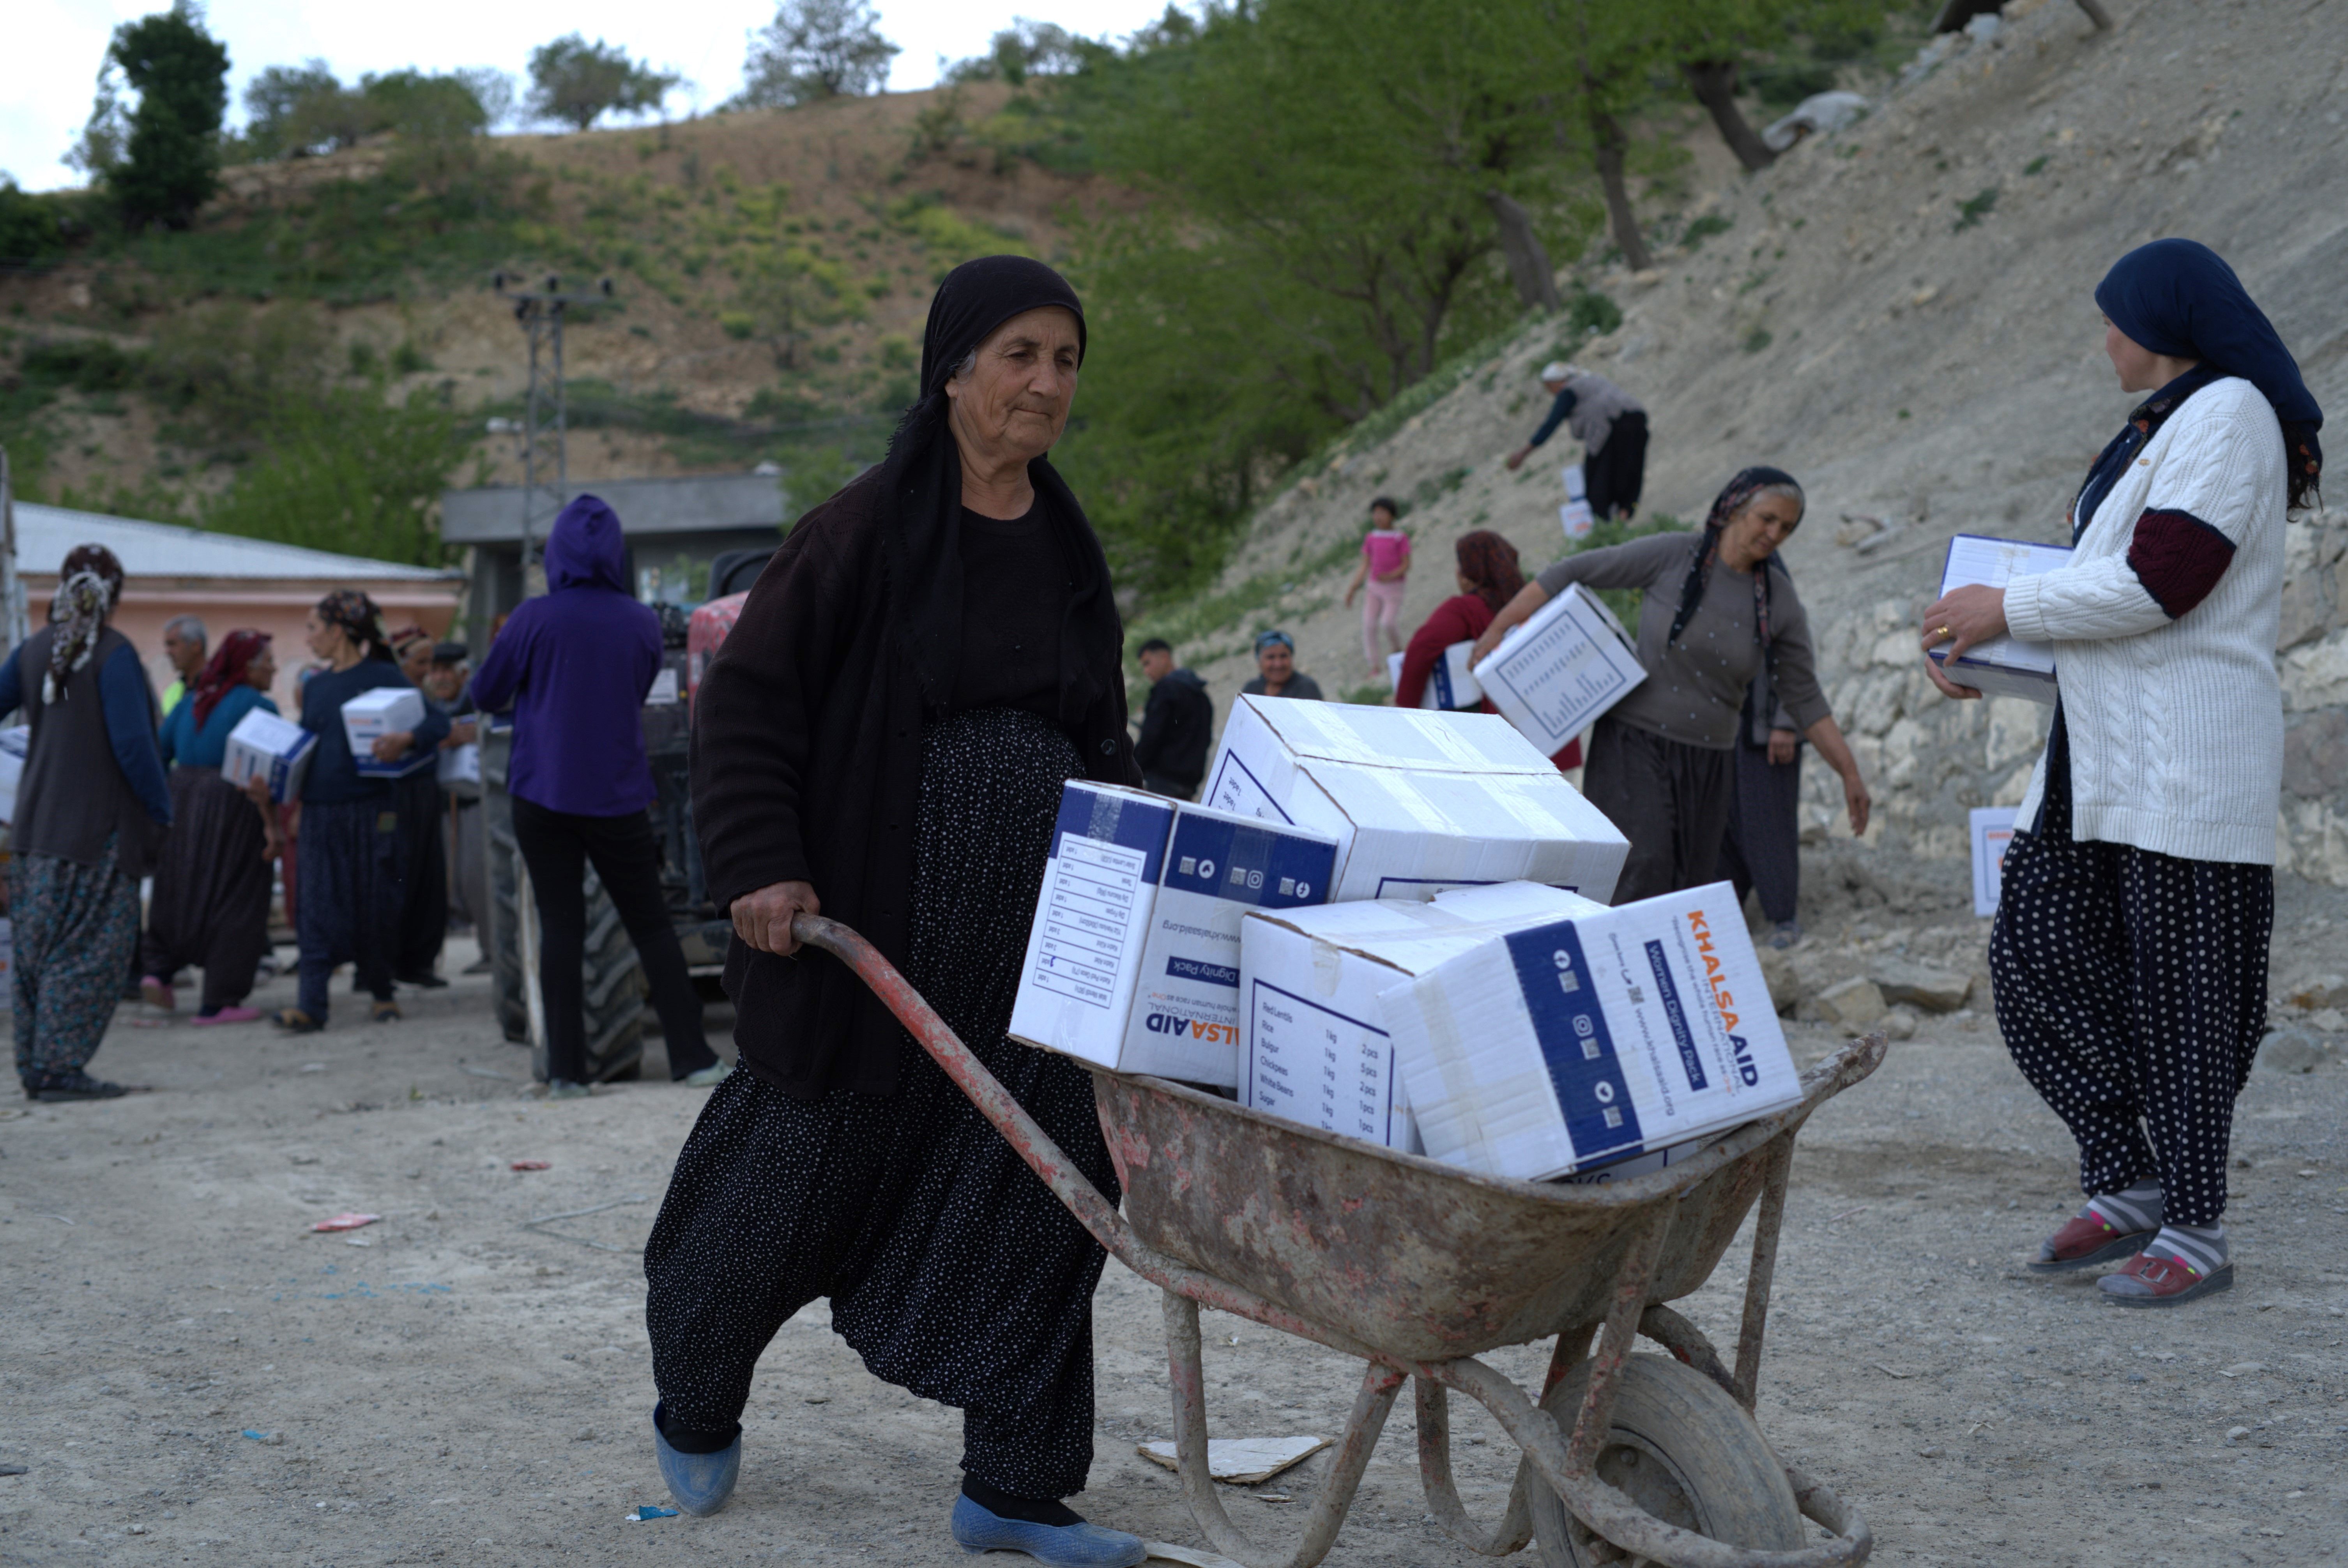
top-left (1246, 981), bottom-right (1397, 1146)
top-left (1031, 835), bottom-right (1154, 1009)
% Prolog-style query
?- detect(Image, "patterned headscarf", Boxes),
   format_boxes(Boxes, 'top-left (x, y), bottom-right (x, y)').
top-left (1666, 466), bottom-right (1804, 650)
top-left (1454, 531), bottom-right (1525, 615)
top-left (190, 629), bottom-right (272, 731)
top-left (43, 543), bottom-right (126, 705)
top-left (315, 590), bottom-right (394, 663)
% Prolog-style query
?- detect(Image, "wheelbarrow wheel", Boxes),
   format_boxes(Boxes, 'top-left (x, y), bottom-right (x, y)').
top-left (1529, 1352), bottom-right (1804, 1567)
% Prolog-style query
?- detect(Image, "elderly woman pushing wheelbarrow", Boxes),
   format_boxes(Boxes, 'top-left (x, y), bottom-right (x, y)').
top-left (654, 254), bottom-right (1884, 1568)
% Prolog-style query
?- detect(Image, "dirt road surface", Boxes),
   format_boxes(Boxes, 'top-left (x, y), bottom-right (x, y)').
top-left (3, 915), bottom-right (2344, 1566)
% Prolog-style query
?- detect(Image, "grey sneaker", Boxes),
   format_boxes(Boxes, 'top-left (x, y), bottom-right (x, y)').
top-left (1768, 920), bottom-right (1803, 950)
top-left (545, 1079), bottom-right (592, 1101)
top-left (679, 1063), bottom-right (731, 1088)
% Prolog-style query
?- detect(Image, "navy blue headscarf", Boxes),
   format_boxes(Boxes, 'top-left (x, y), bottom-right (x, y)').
top-left (2093, 239), bottom-right (2323, 510)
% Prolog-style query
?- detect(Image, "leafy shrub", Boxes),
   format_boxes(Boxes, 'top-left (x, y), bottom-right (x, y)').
top-left (1745, 60), bottom-right (1838, 111)
top-left (1567, 286), bottom-right (1622, 337)
top-left (203, 383), bottom-right (470, 564)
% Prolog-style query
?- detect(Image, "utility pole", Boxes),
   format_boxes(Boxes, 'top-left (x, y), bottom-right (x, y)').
top-left (491, 271), bottom-right (612, 596)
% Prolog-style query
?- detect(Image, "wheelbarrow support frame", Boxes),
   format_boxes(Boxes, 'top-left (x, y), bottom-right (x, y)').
top-left (790, 913), bottom-right (1879, 1568)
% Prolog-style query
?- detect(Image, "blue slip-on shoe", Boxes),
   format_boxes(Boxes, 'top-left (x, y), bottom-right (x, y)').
top-left (949, 1492), bottom-right (1146, 1567)
top-left (651, 1404), bottom-right (740, 1517)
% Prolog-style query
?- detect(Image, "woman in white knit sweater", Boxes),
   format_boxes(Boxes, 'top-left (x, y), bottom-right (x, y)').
top-left (1923, 239), bottom-right (2324, 1308)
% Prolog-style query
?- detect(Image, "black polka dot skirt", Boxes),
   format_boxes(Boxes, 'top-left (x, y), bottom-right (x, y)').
top-left (1987, 710), bottom-right (2272, 1227)
top-left (644, 707), bottom-right (1123, 1499)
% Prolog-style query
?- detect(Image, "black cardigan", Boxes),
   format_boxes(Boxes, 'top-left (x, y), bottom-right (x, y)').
top-left (691, 466), bottom-right (1141, 1098)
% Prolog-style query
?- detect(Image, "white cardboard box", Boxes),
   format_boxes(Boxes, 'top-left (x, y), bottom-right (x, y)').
top-left (1384, 643), bottom-right (1483, 711)
top-left (0, 726), bottom-right (26, 825)
top-left (1201, 696), bottom-right (1627, 905)
top-left (1381, 880), bottom-right (1802, 1181)
top-left (222, 708), bottom-right (316, 803)
top-left (1010, 785), bottom-right (1338, 1086)
top-left (1472, 583), bottom-right (1645, 757)
top-left (1928, 535), bottom-right (2072, 703)
top-left (1239, 883), bottom-right (1602, 1151)
top-left (437, 742), bottom-right (482, 788)
top-left (342, 687), bottom-right (434, 779)
top-left (1970, 806), bottom-right (2019, 917)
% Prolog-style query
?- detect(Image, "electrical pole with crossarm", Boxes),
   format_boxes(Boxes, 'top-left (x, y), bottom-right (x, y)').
top-left (491, 270), bottom-right (612, 595)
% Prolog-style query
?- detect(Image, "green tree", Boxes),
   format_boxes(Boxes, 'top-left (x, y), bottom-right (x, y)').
top-left (526, 36), bottom-right (679, 132)
top-left (240, 60), bottom-right (345, 158)
top-left (1052, 0), bottom-right (1598, 593)
top-left (101, 3), bottom-right (231, 230)
top-left (1664, 0), bottom-right (1879, 172)
top-left (203, 383), bottom-right (470, 565)
top-left (736, 0), bottom-right (900, 108)
top-left (734, 244), bottom-right (861, 368)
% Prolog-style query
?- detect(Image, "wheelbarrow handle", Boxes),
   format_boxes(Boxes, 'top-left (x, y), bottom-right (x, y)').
top-left (789, 912), bottom-right (1395, 1361)
top-left (789, 913), bottom-right (1134, 1260)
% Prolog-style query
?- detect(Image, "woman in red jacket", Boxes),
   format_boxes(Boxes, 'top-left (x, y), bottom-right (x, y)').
top-left (1394, 531), bottom-right (1582, 769)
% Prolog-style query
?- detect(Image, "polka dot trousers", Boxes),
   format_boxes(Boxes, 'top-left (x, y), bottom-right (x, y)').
top-left (643, 708), bottom-right (1121, 1500)
top-left (1987, 715), bottom-right (2271, 1227)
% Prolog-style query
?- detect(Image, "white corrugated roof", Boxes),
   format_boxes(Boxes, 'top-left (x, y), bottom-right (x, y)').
top-left (10, 502), bottom-right (463, 582)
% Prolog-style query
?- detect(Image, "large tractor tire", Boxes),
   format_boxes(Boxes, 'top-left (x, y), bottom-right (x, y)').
top-left (481, 730), bottom-right (646, 1084)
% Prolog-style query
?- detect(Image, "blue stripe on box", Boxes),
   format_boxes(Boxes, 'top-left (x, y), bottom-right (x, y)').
top-left (1644, 938), bottom-right (1708, 1092)
top-left (1162, 815), bottom-right (1335, 911)
top-left (1165, 955), bottom-right (1239, 988)
top-left (1048, 785), bottom-right (1174, 882)
top-left (1503, 921), bottom-right (1644, 1160)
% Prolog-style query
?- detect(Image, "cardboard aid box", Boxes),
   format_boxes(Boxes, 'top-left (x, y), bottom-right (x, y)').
top-left (1009, 782), bottom-right (1339, 1086)
top-left (1559, 462), bottom-right (1595, 541)
top-left (1928, 534), bottom-right (2072, 703)
top-left (1471, 583), bottom-right (1645, 757)
top-left (1970, 806), bottom-right (2019, 917)
top-left (1381, 880), bottom-right (1802, 1181)
top-left (342, 686), bottom-right (434, 779)
top-left (1383, 643), bottom-right (1483, 711)
top-left (1238, 882), bottom-right (1600, 1151)
top-left (222, 708), bottom-right (316, 803)
top-left (1201, 696), bottom-right (1628, 905)
top-left (437, 742), bottom-right (482, 788)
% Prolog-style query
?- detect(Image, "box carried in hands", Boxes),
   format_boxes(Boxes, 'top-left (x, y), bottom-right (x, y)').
top-left (1010, 782), bottom-right (1338, 1087)
top-left (437, 742), bottom-right (481, 788)
top-left (1384, 643), bottom-right (1484, 712)
top-left (1928, 535), bottom-right (2072, 703)
top-left (342, 687), bottom-right (434, 779)
top-left (223, 709), bottom-right (316, 803)
top-left (1381, 881), bottom-right (1802, 1181)
top-left (1201, 696), bottom-right (1627, 906)
top-left (1238, 882), bottom-right (1601, 1152)
top-left (1471, 583), bottom-right (1645, 757)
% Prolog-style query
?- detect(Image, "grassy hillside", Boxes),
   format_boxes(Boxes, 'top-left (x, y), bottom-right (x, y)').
top-left (0, 81), bottom-right (1116, 530)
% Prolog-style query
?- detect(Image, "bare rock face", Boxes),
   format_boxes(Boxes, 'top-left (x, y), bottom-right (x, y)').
top-left (1873, 960), bottom-right (1973, 1013)
top-left (1814, 976), bottom-right (1888, 1028)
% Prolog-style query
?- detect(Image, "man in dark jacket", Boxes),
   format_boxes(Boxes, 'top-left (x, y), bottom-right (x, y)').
top-left (1132, 638), bottom-right (1212, 799)
top-left (470, 496), bottom-right (723, 1097)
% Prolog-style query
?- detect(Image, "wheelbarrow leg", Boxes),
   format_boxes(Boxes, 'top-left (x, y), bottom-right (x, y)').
top-left (1565, 1205), bottom-right (1674, 1475)
top-left (1415, 1325), bottom-right (1593, 1556)
top-left (1733, 1134), bottom-right (1796, 1411)
top-left (1162, 1290), bottom-right (1402, 1568)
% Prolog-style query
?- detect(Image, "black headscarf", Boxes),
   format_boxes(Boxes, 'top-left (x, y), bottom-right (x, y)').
top-left (2093, 238), bottom-right (2323, 510)
top-left (877, 254), bottom-right (1118, 724)
top-left (1666, 465), bottom-right (1802, 649)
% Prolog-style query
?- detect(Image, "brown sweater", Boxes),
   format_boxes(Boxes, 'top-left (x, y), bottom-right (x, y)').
top-left (1536, 531), bottom-right (1829, 751)
top-left (691, 466), bottom-right (1139, 1098)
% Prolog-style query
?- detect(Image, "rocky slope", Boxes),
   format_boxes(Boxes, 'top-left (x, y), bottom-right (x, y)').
top-left (1170, 0), bottom-right (2348, 901)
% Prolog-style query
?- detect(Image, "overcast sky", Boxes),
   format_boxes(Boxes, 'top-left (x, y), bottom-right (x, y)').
top-left (2, 0), bottom-right (1176, 192)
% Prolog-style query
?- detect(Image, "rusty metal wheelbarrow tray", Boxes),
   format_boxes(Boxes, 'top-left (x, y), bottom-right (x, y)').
top-left (793, 913), bottom-right (1885, 1568)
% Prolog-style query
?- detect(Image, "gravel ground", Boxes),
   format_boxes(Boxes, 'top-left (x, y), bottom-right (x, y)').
top-left (2, 906), bottom-right (2344, 1567)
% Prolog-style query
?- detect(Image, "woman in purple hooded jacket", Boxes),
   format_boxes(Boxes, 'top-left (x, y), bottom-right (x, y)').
top-left (470, 495), bottom-right (724, 1097)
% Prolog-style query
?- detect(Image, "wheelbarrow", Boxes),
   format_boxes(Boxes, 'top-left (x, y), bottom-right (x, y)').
top-left (795, 913), bottom-right (1887, 1568)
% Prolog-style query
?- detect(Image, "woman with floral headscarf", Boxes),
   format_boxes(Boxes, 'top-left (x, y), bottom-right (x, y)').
top-left (141, 629), bottom-right (282, 1023)
top-left (256, 591), bottom-right (447, 1033)
top-left (1, 545), bottom-right (172, 1101)
top-left (1471, 470), bottom-right (1871, 904)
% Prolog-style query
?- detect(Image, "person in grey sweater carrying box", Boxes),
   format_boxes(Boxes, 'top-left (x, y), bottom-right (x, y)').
top-left (1470, 467), bottom-right (1870, 905)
